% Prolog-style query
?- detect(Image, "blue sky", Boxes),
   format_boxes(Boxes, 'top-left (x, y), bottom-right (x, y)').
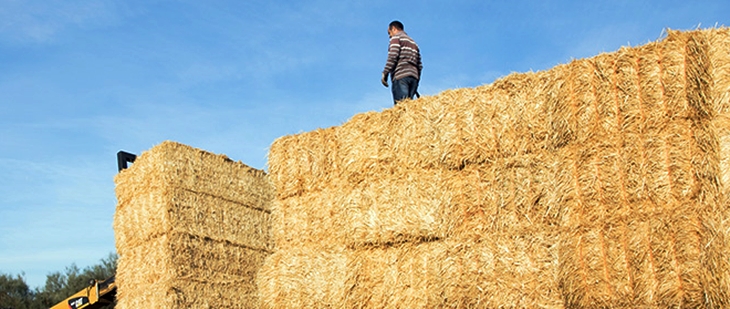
top-left (0, 0), bottom-right (727, 289)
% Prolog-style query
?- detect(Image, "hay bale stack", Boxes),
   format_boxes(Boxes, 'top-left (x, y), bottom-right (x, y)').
top-left (264, 148), bottom-right (565, 307)
top-left (269, 92), bottom-right (562, 250)
top-left (261, 28), bottom-right (730, 308)
top-left (263, 91), bottom-right (566, 306)
top-left (557, 30), bottom-right (730, 308)
top-left (114, 141), bottom-right (273, 309)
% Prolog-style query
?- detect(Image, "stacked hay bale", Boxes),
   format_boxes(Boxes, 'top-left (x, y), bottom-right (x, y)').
top-left (261, 75), bottom-right (564, 309)
top-left (555, 30), bottom-right (730, 307)
top-left (259, 28), bottom-right (730, 308)
top-left (114, 141), bottom-right (273, 308)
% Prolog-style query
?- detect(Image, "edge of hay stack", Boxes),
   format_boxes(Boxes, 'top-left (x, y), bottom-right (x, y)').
top-left (114, 141), bottom-right (274, 309)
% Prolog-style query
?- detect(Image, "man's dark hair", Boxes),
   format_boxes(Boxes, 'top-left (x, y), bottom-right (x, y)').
top-left (389, 20), bottom-right (404, 31)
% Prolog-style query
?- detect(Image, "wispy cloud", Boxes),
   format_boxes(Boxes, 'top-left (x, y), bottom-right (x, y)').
top-left (0, 0), bottom-right (124, 44)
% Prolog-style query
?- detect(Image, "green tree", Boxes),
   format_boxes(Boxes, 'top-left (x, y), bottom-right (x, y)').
top-left (0, 253), bottom-right (117, 309)
top-left (0, 272), bottom-right (33, 309)
top-left (35, 253), bottom-right (117, 308)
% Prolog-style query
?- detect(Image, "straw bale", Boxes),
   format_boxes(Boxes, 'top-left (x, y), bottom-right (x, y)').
top-left (389, 89), bottom-right (456, 169)
top-left (267, 72), bottom-right (559, 193)
top-left (590, 52), bottom-right (621, 143)
top-left (274, 153), bottom-right (556, 249)
top-left (685, 30), bottom-right (714, 120)
top-left (260, 236), bottom-right (561, 309)
top-left (615, 43), bottom-right (679, 208)
top-left (708, 28), bottom-right (730, 115)
top-left (336, 109), bottom-right (401, 181)
top-left (117, 278), bottom-right (260, 309)
top-left (348, 237), bottom-right (561, 309)
top-left (540, 62), bottom-right (576, 152)
top-left (395, 72), bottom-right (555, 169)
top-left (447, 152), bottom-right (562, 241)
top-left (564, 59), bottom-right (598, 147)
top-left (492, 72), bottom-right (554, 160)
top-left (439, 235), bottom-right (562, 309)
top-left (273, 166), bottom-right (454, 249)
top-left (346, 241), bottom-right (448, 308)
top-left (267, 127), bottom-right (339, 199)
top-left (114, 186), bottom-right (272, 253)
top-left (687, 30), bottom-right (730, 304)
top-left (257, 247), bottom-right (349, 309)
top-left (494, 71), bottom-right (556, 154)
top-left (340, 166), bottom-right (454, 247)
top-left (660, 30), bottom-right (692, 119)
top-left (636, 42), bottom-right (668, 177)
top-left (117, 232), bottom-right (267, 289)
top-left (708, 28), bottom-right (730, 193)
top-left (422, 88), bottom-right (486, 169)
top-left (116, 232), bottom-right (266, 309)
top-left (115, 141), bottom-right (272, 212)
top-left (271, 189), bottom-right (345, 250)
top-left (274, 155), bottom-right (557, 249)
top-left (686, 29), bottom-right (727, 214)
top-left (559, 203), bottom-right (720, 307)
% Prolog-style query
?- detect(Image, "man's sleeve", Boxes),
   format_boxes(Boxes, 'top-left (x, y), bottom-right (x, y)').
top-left (383, 37), bottom-right (401, 75)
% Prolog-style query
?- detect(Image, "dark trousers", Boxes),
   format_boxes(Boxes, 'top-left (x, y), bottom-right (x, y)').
top-left (391, 76), bottom-right (419, 104)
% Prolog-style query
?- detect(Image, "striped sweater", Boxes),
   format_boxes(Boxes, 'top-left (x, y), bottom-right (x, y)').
top-left (383, 31), bottom-right (422, 81)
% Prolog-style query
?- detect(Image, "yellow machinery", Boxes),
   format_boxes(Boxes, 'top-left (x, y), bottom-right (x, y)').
top-left (48, 152), bottom-right (129, 309)
top-left (49, 275), bottom-right (116, 309)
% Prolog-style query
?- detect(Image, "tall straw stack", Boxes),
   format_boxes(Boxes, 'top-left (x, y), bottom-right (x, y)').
top-left (114, 141), bottom-right (273, 309)
top-left (556, 30), bottom-right (730, 308)
top-left (259, 28), bottom-right (730, 308)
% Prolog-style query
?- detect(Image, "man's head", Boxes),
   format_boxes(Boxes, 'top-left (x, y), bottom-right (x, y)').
top-left (388, 20), bottom-right (404, 37)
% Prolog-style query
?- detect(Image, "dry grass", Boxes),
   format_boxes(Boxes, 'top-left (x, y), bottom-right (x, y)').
top-left (114, 28), bottom-right (730, 309)
top-left (258, 237), bottom-right (562, 309)
top-left (114, 141), bottom-right (273, 309)
top-left (261, 28), bottom-right (730, 309)
top-left (114, 186), bottom-right (273, 253)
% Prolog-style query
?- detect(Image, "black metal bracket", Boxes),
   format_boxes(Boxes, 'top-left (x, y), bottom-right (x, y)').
top-left (117, 151), bottom-right (137, 172)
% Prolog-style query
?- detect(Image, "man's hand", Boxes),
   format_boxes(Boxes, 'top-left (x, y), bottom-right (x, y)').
top-left (381, 73), bottom-right (389, 87)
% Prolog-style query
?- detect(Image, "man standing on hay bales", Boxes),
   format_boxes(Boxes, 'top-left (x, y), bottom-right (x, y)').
top-left (381, 20), bottom-right (422, 104)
